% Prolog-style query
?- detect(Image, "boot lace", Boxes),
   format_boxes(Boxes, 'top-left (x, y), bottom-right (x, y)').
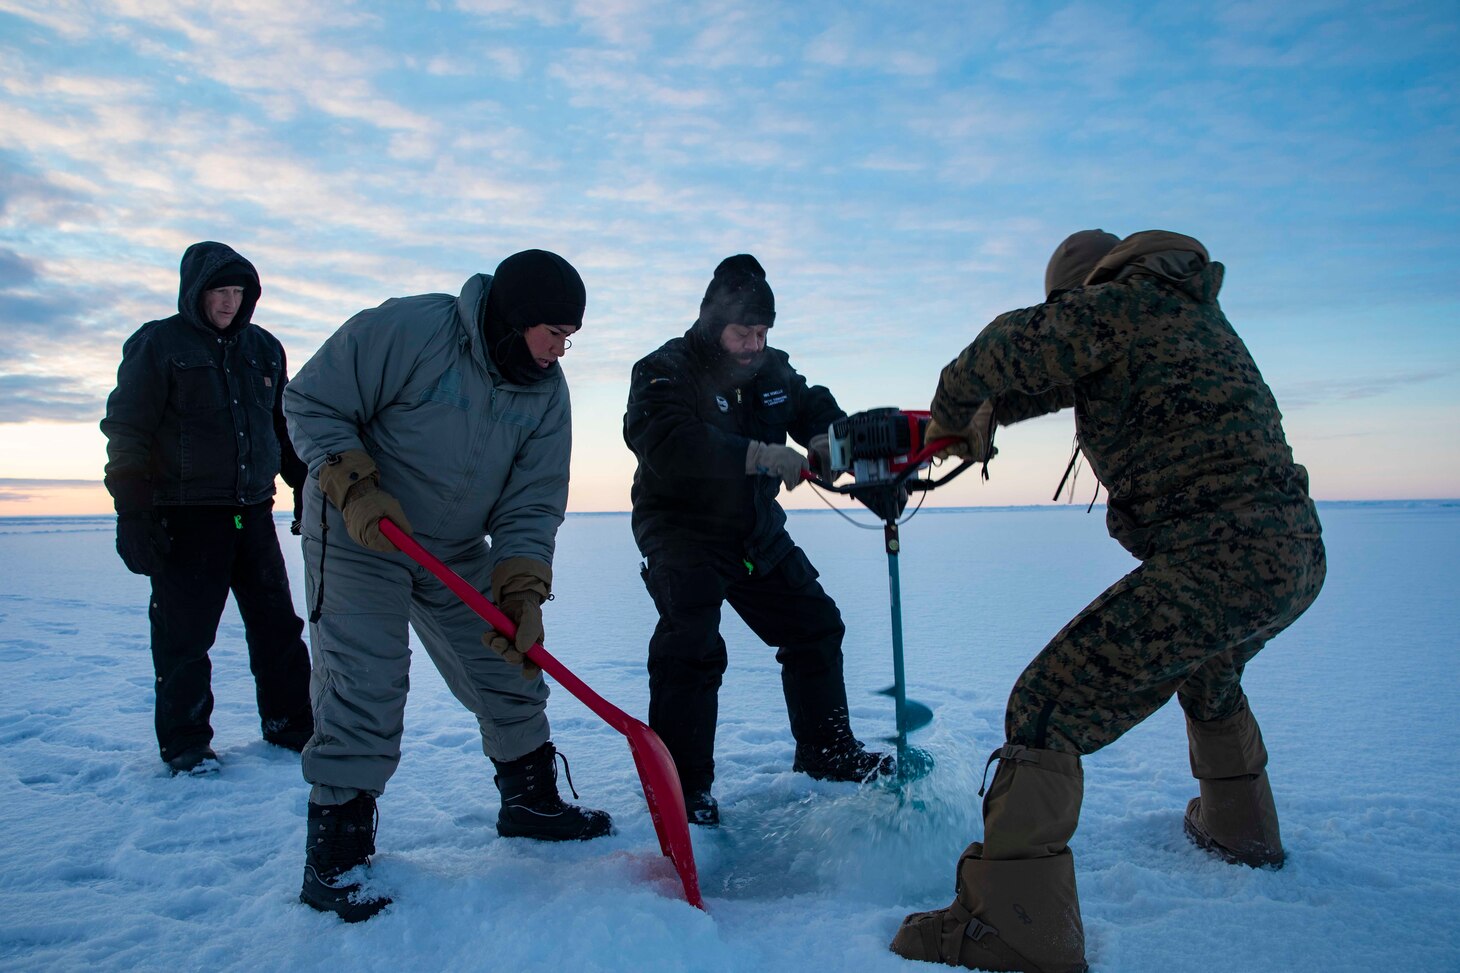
top-left (554, 747), bottom-right (581, 800)
top-left (506, 746), bottom-right (581, 810)
top-left (312, 798), bottom-right (379, 878)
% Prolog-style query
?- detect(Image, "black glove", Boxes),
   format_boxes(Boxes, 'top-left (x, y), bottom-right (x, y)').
top-left (116, 510), bottom-right (171, 576)
top-left (291, 488), bottom-right (303, 536)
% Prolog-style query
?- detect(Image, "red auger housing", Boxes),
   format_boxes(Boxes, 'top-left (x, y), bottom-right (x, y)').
top-left (827, 407), bottom-right (934, 484)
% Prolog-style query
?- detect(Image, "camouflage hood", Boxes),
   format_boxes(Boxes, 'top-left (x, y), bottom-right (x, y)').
top-left (1084, 230), bottom-right (1222, 304)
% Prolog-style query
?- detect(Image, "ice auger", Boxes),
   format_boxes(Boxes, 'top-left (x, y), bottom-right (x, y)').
top-left (804, 408), bottom-right (980, 784)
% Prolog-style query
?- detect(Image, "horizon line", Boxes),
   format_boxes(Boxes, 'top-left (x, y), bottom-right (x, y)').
top-left (0, 496), bottom-right (1455, 524)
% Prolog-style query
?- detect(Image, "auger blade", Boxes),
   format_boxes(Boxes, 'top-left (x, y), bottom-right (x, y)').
top-left (894, 745), bottom-right (935, 785)
top-left (876, 685), bottom-right (934, 736)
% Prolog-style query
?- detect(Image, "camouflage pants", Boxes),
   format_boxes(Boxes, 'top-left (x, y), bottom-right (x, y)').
top-left (1006, 534), bottom-right (1325, 755)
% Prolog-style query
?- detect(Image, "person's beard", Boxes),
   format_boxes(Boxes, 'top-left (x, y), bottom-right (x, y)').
top-left (715, 348), bottom-right (765, 386)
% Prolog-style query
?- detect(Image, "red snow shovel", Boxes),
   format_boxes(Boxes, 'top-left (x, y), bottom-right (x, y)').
top-left (378, 519), bottom-right (704, 910)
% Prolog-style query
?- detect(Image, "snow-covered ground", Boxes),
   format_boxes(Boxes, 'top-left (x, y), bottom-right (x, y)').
top-left (2, 501), bottom-right (1457, 972)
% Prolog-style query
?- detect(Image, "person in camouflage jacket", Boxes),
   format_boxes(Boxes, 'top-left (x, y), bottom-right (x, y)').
top-left (890, 230), bottom-right (1326, 972)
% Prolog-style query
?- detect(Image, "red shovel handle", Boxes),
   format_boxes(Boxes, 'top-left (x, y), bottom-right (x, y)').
top-left (376, 518), bottom-right (704, 910)
top-left (379, 520), bottom-right (633, 734)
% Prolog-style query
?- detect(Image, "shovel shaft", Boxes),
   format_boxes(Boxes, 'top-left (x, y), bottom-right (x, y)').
top-left (376, 519), bottom-right (704, 909)
top-left (379, 514), bottom-right (624, 727)
top-left (379, 521), bottom-right (633, 732)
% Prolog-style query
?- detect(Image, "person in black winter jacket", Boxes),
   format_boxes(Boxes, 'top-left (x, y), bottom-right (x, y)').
top-left (623, 254), bottom-right (892, 826)
top-left (100, 241), bottom-right (313, 776)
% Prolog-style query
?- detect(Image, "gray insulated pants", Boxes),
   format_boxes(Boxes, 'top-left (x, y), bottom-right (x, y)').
top-left (1006, 534), bottom-right (1326, 755)
top-left (300, 533), bottom-right (551, 804)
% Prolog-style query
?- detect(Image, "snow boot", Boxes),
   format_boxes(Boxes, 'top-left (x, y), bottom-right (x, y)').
top-left (686, 788), bottom-right (719, 827)
top-left (890, 744), bottom-right (1088, 972)
top-left (300, 793), bottom-right (391, 923)
top-left (1184, 701), bottom-right (1284, 868)
top-left (166, 745), bottom-right (219, 777)
top-left (892, 842), bottom-right (1088, 972)
top-left (263, 720), bottom-right (312, 753)
top-left (785, 675), bottom-right (894, 783)
top-left (492, 742), bottom-right (613, 841)
top-left (792, 728), bottom-right (894, 783)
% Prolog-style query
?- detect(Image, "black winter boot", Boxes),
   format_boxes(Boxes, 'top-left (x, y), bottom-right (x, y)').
top-left (166, 745), bottom-right (219, 777)
top-left (686, 789), bottom-right (719, 827)
top-left (300, 794), bottom-right (391, 923)
top-left (492, 742), bottom-right (613, 841)
top-left (263, 718), bottom-right (312, 753)
top-left (793, 733), bottom-right (894, 783)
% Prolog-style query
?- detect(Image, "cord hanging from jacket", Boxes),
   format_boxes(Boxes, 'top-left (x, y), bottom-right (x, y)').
top-left (1053, 436), bottom-right (1102, 512)
top-left (309, 490), bottom-right (328, 624)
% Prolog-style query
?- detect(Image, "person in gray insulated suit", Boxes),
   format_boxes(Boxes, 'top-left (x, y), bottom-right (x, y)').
top-left (889, 231), bottom-right (1325, 972)
top-left (283, 250), bottom-right (610, 923)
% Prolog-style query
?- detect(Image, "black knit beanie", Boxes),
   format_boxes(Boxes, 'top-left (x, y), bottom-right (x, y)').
top-left (482, 249), bottom-right (585, 385)
top-left (205, 264), bottom-right (254, 291)
top-left (697, 254), bottom-right (775, 337)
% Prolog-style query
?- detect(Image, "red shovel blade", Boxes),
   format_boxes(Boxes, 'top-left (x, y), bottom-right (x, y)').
top-left (378, 519), bottom-right (704, 910)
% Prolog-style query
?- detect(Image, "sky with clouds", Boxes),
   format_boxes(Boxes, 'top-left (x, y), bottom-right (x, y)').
top-left (1, 0), bottom-right (1456, 515)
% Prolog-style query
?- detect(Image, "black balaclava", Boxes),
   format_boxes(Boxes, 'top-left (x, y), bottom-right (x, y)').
top-left (688, 253), bottom-right (776, 381)
top-left (481, 249), bottom-right (586, 386)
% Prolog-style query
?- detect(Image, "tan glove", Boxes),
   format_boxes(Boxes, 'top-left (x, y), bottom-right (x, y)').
top-left (925, 400), bottom-right (996, 462)
top-left (482, 557), bottom-right (551, 679)
top-left (318, 449), bottom-right (413, 553)
top-left (745, 440), bottom-right (809, 490)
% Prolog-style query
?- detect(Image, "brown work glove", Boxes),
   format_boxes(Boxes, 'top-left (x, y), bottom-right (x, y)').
top-left (745, 440), bottom-right (809, 490)
top-left (483, 557), bottom-right (552, 679)
top-left (925, 399), bottom-right (996, 462)
top-left (318, 449), bottom-right (413, 553)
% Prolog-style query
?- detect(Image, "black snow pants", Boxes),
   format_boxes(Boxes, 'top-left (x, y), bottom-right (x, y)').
top-left (641, 545), bottom-right (850, 793)
top-left (148, 503), bottom-right (312, 762)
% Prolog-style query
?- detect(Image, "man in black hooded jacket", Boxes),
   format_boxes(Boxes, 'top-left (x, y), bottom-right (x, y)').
top-left (101, 241), bottom-right (313, 776)
top-left (623, 254), bottom-right (892, 826)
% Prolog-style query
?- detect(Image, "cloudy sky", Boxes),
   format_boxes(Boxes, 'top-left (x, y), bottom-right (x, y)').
top-left (1, 0), bottom-right (1456, 515)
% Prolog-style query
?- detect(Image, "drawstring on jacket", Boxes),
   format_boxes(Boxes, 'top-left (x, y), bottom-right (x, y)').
top-left (309, 488), bottom-right (328, 623)
top-left (979, 406), bottom-right (997, 482)
top-left (1053, 437), bottom-right (1101, 512)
